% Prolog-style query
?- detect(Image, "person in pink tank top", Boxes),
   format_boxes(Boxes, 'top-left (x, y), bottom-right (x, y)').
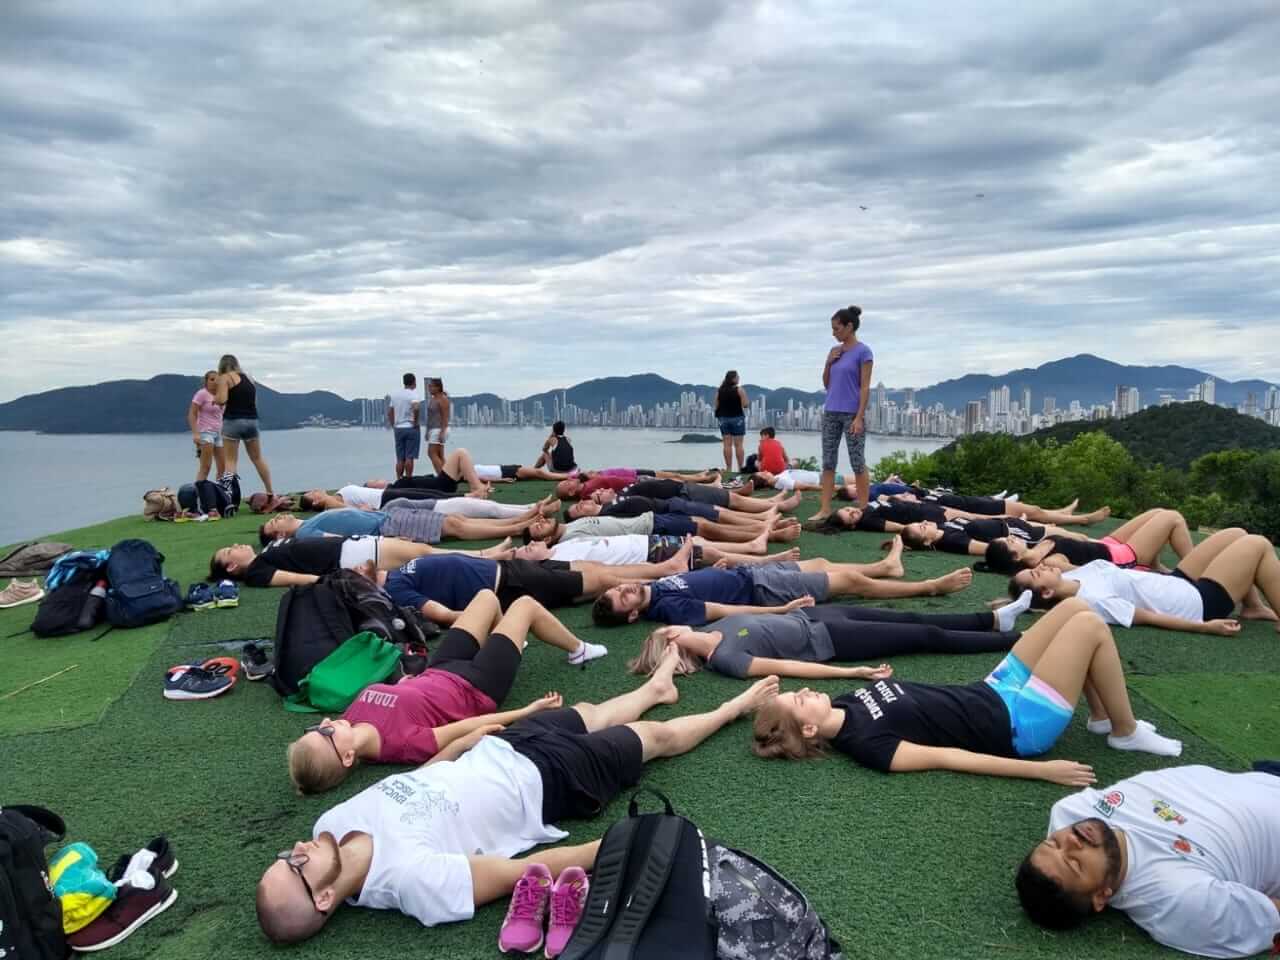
top-left (187, 370), bottom-right (226, 483)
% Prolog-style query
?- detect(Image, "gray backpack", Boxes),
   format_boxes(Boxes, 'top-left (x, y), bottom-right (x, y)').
top-left (710, 843), bottom-right (844, 960)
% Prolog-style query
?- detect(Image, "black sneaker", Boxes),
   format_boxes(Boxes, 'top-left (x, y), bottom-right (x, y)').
top-left (240, 641), bottom-right (274, 681)
top-left (163, 664), bottom-right (233, 700)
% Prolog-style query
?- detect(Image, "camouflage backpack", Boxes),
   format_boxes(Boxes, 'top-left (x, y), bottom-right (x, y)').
top-left (709, 843), bottom-right (844, 960)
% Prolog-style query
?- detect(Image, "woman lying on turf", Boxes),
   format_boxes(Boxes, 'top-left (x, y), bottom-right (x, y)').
top-left (259, 499), bottom-right (545, 548)
top-left (750, 596), bottom-right (1182, 783)
top-left (627, 603), bottom-right (1022, 679)
top-left (890, 516), bottom-right (1065, 557)
top-left (286, 591), bottom-right (608, 794)
top-left (1006, 527), bottom-right (1280, 635)
top-left (974, 508), bottom-right (1193, 573)
top-left (814, 497), bottom-right (1110, 536)
top-left (848, 486), bottom-right (1112, 524)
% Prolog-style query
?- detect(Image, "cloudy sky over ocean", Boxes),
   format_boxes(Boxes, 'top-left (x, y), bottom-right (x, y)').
top-left (2, 0), bottom-right (1278, 402)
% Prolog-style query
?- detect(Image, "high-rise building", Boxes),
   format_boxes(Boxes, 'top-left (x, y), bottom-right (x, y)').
top-left (1265, 385), bottom-right (1279, 411)
top-left (1021, 386), bottom-right (1032, 415)
top-left (1202, 377), bottom-right (1216, 405)
top-left (965, 400), bottom-right (983, 435)
top-left (1114, 385), bottom-right (1140, 418)
top-left (1043, 396), bottom-right (1056, 416)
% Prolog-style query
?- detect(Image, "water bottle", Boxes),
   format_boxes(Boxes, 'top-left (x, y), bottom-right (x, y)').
top-left (77, 580), bottom-right (108, 630)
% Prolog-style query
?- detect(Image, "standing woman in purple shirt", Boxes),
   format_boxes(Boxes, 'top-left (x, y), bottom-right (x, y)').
top-left (813, 305), bottom-right (873, 522)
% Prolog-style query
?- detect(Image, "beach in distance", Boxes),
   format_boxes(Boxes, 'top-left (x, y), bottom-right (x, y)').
top-left (0, 426), bottom-right (945, 544)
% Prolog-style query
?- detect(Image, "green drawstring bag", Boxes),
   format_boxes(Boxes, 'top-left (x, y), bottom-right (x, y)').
top-left (283, 631), bottom-right (402, 714)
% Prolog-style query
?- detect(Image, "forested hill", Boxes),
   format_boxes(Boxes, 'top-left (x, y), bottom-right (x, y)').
top-left (1014, 403), bottom-right (1280, 469)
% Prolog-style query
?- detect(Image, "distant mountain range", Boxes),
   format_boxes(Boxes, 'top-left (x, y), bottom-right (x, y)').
top-left (0, 355), bottom-right (1274, 434)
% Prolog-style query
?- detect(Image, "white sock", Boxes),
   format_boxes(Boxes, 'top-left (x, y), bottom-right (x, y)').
top-left (990, 490), bottom-right (1008, 499)
top-left (996, 591), bottom-right (1033, 632)
top-left (568, 641), bottom-right (608, 665)
top-left (1087, 718), bottom-right (1154, 735)
top-left (1006, 493), bottom-right (1020, 502)
top-left (1108, 723), bottom-right (1182, 757)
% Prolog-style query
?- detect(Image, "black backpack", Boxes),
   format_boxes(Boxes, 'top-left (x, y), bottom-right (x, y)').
top-left (103, 539), bottom-right (182, 629)
top-left (0, 804), bottom-right (68, 960)
top-left (30, 577), bottom-right (97, 638)
top-left (560, 790), bottom-right (717, 960)
top-left (268, 570), bottom-right (437, 697)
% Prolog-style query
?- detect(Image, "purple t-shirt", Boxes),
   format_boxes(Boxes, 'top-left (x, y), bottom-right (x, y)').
top-left (824, 341), bottom-right (874, 414)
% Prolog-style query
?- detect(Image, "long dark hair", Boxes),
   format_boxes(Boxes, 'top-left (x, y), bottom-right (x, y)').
top-left (717, 370), bottom-right (741, 409)
top-left (977, 540), bottom-right (1021, 575)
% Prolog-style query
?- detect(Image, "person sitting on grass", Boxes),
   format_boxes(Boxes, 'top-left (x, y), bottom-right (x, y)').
top-left (286, 591), bottom-right (608, 794)
top-left (209, 535), bottom-right (508, 589)
top-left (756, 427), bottom-right (790, 474)
top-left (513, 531), bottom-right (802, 570)
top-left (1015, 764), bottom-right (1280, 958)
top-left (974, 507), bottom-right (1194, 572)
top-left (255, 651), bottom-right (778, 944)
top-left (627, 602), bottom-right (1024, 679)
top-left (813, 497), bottom-right (1111, 535)
top-left (1007, 527), bottom-right (1280, 635)
top-left (259, 499), bottom-right (544, 548)
top-left (384, 539), bottom-right (697, 624)
top-left (750, 596), bottom-right (1181, 782)
top-left (534, 421), bottom-right (576, 473)
top-left (590, 539), bottom-right (974, 627)
top-left (554, 467), bottom-right (720, 501)
top-left (526, 510), bottom-right (799, 554)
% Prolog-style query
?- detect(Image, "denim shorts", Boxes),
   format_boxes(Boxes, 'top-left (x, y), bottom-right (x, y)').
top-left (394, 427), bottom-right (421, 461)
top-left (221, 418), bottom-right (260, 441)
top-left (718, 416), bottom-right (746, 437)
top-left (198, 430), bottom-right (223, 448)
top-left (821, 411), bottom-right (866, 474)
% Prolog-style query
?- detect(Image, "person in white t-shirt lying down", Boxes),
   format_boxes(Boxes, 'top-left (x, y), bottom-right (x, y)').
top-left (255, 649), bottom-right (779, 945)
top-left (510, 531), bottom-right (803, 570)
top-left (301, 484), bottom-right (561, 518)
top-left (1017, 764), bottom-right (1280, 958)
top-left (1005, 526), bottom-right (1280, 635)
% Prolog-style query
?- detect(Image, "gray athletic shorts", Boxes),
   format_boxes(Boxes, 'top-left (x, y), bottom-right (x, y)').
top-left (749, 562), bottom-right (831, 605)
top-left (682, 484), bottom-right (730, 508)
top-left (381, 507), bottom-right (446, 544)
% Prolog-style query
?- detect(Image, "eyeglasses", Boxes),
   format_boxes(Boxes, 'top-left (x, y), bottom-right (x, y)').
top-left (275, 851), bottom-right (329, 914)
top-left (305, 723), bottom-right (343, 766)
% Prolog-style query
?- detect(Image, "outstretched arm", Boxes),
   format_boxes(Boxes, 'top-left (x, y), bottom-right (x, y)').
top-left (704, 597), bottom-right (814, 620)
top-left (890, 742), bottom-right (1096, 785)
top-left (467, 841), bottom-right (601, 909)
top-left (430, 694), bottom-right (562, 751)
top-left (420, 600), bottom-right (462, 625)
top-left (745, 657), bottom-right (890, 680)
top-left (1131, 609), bottom-right (1240, 635)
top-left (266, 571), bottom-right (320, 587)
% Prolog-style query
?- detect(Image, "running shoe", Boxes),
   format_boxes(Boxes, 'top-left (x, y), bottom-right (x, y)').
top-left (199, 656), bottom-right (240, 682)
top-left (545, 867), bottom-right (589, 958)
top-left (213, 580), bottom-right (239, 608)
top-left (163, 665), bottom-right (233, 701)
top-left (67, 868), bottom-right (177, 952)
top-left (499, 863), bottom-right (552, 954)
top-left (240, 641), bottom-right (274, 681)
top-left (184, 583), bottom-right (216, 611)
top-left (0, 578), bottom-right (44, 608)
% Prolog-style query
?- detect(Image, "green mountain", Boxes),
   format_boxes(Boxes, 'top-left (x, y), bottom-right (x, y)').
top-left (1012, 402), bottom-right (1280, 469)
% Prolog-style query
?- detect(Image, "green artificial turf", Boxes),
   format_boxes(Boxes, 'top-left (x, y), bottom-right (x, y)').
top-left (2, 486), bottom-right (1277, 960)
top-left (1128, 673), bottom-right (1280, 765)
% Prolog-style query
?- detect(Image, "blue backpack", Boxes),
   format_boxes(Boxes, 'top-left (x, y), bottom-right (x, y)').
top-left (103, 539), bottom-right (182, 629)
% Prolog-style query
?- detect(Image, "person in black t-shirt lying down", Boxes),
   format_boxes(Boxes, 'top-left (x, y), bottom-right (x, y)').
top-left (750, 596), bottom-right (1182, 783)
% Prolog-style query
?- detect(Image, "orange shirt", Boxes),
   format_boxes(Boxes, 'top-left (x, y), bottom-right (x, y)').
top-left (758, 437), bottom-right (787, 473)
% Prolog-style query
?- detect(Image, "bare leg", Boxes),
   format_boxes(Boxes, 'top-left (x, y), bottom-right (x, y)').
top-left (1124, 509), bottom-right (1194, 566)
top-left (222, 436), bottom-right (241, 479)
top-left (794, 544), bottom-right (904, 580)
top-left (707, 508), bottom-right (773, 528)
top-left (196, 442), bottom-right (213, 483)
top-left (703, 546), bottom-right (802, 567)
top-left (814, 469), bottom-right (837, 520)
top-left (515, 466), bottom-right (573, 481)
top-left (733, 436), bottom-right (745, 472)
top-left (1012, 503), bottom-right (1111, 525)
top-left (428, 443), bottom-right (445, 473)
top-left (654, 470), bottom-right (718, 482)
top-left (441, 448), bottom-right (487, 489)
top-left (1173, 527), bottom-right (1249, 578)
top-left (572, 543), bottom-right (691, 586)
top-left (244, 436), bottom-right (274, 494)
top-left (827, 567), bottom-right (973, 600)
top-left (213, 443), bottom-right (226, 480)
top-left (451, 589), bottom-right (504, 640)
top-left (694, 533), bottom-right (766, 557)
top-left (571, 647), bottom-right (683, 730)
top-left (725, 492), bottom-right (779, 514)
top-left (429, 498), bottom-right (540, 520)
top-left (404, 455), bottom-right (416, 478)
top-left (1200, 535), bottom-right (1280, 616)
top-left (627, 677), bottom-right (779, 762)
top-left (443, 516), bottom-right (538, 540)
top-left (1029, 610), bottom-right (1139, 736)
top-left (1106, 508), bottom-right (1166, 543)
top-left (492, 595), bottom-right (585, 654)
top-left (693, 519), bottom-right (770, 544)
top-left (855, 470), bottom-right (870, 509)
top-left (721, 436), bottom-right (733, 472)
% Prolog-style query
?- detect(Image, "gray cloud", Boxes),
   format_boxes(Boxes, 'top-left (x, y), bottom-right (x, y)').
top-left (2, 0), bottom-right (1278, 403)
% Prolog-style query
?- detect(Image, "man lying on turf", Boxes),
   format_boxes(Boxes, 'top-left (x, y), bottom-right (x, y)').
top-left (593, 477), bottom-right (790, 518)
top-left (566, 487), bottom-right (802, 525)
top-left (286, 591), bottom-right (608, 794)
top-left (256, 650), bottom-right (778, 944)
top-left (259, 498), bottom-right (546, 548)
top-left (590, 539), bottom-right (974, 626)
top-left (1016, 764), bottom-right (1280, 958)
top-left (553, 468), bottom-right (719, 500)
top-left (751, 596), bottom-right (1181, 780)
top-left (527, 511), bottom-right (800, 553)
top-left (383, 539), bottom-right (697, 624)
top-left (209, 535), bottom-right (508, 588)
top-left (513, 532), bottom-right (801, 570)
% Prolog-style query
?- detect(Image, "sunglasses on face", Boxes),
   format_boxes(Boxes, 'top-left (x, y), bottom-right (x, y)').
top-left (275, 850), bottom-right (329, 914)
top-left (305, 723), bottom-right (343, 765)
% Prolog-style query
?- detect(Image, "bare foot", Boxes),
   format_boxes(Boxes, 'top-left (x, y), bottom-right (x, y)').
top-left (765, 547), bottom-right (801, 563)
top-left (804, 512), bottom-right (831, 529)
top-left (773, 492), bottom-right (802, 512)
top-left (480, 537), bottom-right (513, 557)
top-left (539, 496), bottom-right (562, 517)
top-left (930, 568), bottom-right (974, 595)
top-left (727, 675), bottom-right (781, 718)
top-left (663, 537), bottom-right (695, 573)
top-left (881, 536), bottom-right (905, 578)
top-left (1086, 506), bottom-right (1111, 522)
top-left (770, 524), bottom-right (801, 543)
top-left (465, 487), bottom-right (492, 499)
top-left (1064, 498), bottom-right (1080, 512)
top-left (735, 480), bottom-right (755, 496)
top-left (1240, 604), bottom-right (1280, 622)
top-left (646, 644), bottom-right (682, 703)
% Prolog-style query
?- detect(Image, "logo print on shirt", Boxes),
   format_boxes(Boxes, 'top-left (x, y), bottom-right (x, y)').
top-left (1094, 790), bottom-right (1124, 819)
top-left (1152, 799), bottom-right (1187, 825)
top-left (1171, 835), bottom-right (1203, 857)
top-left (399, 787), bottom-right (460, 826)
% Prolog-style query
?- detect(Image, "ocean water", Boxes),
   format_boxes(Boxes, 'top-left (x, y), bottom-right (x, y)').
top-left (0, 427), bottom-right (945, 544)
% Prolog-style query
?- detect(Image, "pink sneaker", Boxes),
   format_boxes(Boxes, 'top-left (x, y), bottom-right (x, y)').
top-left (545, 866), bottom-right (589, 958)
top-left (499, 863), bottom-right (552, 954)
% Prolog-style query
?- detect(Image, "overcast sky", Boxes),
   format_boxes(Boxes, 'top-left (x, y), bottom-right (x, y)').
top-left (2, 0), bottom-right (1278, 403)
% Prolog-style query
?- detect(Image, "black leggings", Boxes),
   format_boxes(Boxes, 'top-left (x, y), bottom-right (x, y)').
top-left (801, 605), bottom-right (1017, 659)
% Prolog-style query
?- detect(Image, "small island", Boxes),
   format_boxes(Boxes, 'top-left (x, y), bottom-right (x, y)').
top-left (667, 433), bottom-right (722, 444)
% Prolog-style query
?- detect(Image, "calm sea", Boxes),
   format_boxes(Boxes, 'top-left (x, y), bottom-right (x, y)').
top-left (0, 427), bottom-right (945, 544)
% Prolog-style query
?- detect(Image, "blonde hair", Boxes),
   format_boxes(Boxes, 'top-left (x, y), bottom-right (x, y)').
top-left (218, 354), bottom-right (241, 374)
top-left (750, 700), bottom-right (828, 761)
top-left (626, 629), bottom-right (704, 676)
top-left (287, 737), bottom-right (351, 795)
